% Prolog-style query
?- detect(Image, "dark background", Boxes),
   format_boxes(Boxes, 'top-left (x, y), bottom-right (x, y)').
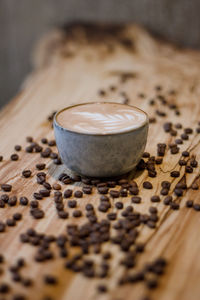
top-left (1, 0), bottom-right (200, 107)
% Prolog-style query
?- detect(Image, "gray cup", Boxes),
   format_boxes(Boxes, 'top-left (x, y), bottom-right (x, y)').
top-left (53, 103), bottom-right (149, 178)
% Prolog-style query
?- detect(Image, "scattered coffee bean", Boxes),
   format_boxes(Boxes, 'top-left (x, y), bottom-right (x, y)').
top-left (131, 196), bottom-right (141, 204)
top-left (151, 195), bottom-right (160, 202)
top-left (170, 171), bottom-right (180, 178)
top-left (8, 196), bottom-right (17, 206)
top-left (186, 200), bottom-right (193, 207)
top-left (64, 189), bottom-right (73, 198)
top-left (110, 190), bottom-right (120, 198)
top-left (73, 210), bottom-right (82, 218)
top-left (98, 186), bottom-right (109, 194)
top-left (1, 184), bottom-right (12, 192)
top-left (68, 200), bottom-right (77, 208)
top-left (30, 209), bottom-right (45, 219)
top-left (22, 170), bottom-right (32, 178)
top-left (97, 284), bottom-right (107, 293)
top-left (33, 193), bottom-right (43, 200)
top-left (143, 181), bottom-right (153, 189)
top-left (115, 202), bottom-right (124, 209)
top-left (181, 133), bottom-right (189, 140)
top-left (191, 183), bottom-right (199, 190)
top-left (58, 211), bottom-right (68, 219)
top-left (182, 151), bottom-right (189, 157)
top-left (48, 140), bottom-right (56, 147)
top-left (10, 154), bottom-right (19, 161)
top-left (43, 182), bottom-right (52, 190)
top-left (44, 275), bottom-right (57, 285)
top-left (82, 186), bottom-right (92, 194)
top-left (174, 188), bottom-right (183, 197)
top-left (185, 166), bottom-right (193, 173)
top-left (52, 183), bottom-right (61, 190)
top-left (36, 163), bottom-right (46, 170)
top-left (13, 213), bottom-right (22, 221)
top-left (74, 190), bottom-right (83, 198)
top-left (193, 203), bottom-right (200, 211)
top-left (15, 145), bottom-right (21, 151)
top-left (179, 159), bottom-right (187, 166)
top-left (6, 218), bottom-right (16, 226)
top-left (163, 196), bottom-right (173, 205)
top-left (170, 202), bottom-right (180, 210)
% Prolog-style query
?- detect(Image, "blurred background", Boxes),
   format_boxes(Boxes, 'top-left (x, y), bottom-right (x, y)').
top-left (1, 0), bottom-right (200, 108)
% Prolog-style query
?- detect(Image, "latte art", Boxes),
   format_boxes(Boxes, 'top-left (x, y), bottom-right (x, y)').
top-left (56, 103), bottom-right (147, 134)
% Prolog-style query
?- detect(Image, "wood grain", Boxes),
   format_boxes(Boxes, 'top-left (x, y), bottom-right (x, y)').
top-left (0, 24), bottom-right (200, 300)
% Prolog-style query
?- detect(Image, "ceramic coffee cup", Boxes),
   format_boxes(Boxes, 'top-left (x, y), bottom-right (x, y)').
top-left (53, 102), bottom-right (149, 177)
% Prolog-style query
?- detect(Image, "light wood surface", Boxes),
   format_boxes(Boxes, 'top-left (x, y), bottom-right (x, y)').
top-left (1, 24), bottom-right (200, 300)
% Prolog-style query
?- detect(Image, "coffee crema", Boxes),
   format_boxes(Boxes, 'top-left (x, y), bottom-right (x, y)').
top-left (56, 102), bottom-right (147, 134)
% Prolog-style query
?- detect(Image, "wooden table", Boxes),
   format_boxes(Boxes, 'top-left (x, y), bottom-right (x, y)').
top-left (0, 23), bottom-right (200, 300)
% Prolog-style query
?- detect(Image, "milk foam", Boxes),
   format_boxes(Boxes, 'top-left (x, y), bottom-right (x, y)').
top-left (56, 102), bottom-right (147, 134)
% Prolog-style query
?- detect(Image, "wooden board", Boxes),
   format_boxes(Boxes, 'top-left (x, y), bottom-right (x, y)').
top-left (0, 23), bottom-right (200, 300)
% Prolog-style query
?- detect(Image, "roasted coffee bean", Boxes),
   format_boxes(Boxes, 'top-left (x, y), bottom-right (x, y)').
top-left (146, 278), bottom-right (158, 289)
top-left (52, 183), bottom-right (61, 190)
top-left (155, 157), bottom-right (163, 164)
top-left (82, 186), bottom-right (92, 194)
top-left (48, 140), bottom-right (56, 147)
top-left (74, 190), bottom-right (83, 198)
top-left (43, 182), bottom-right (52, 190)
top-left (190, 159), bottom-right (198, 168)
top-left (6, 218), bottom-right (16, 226)
top-left (175, 182), bottom-right (187, 190)
top-left (0, 156), bottom-right (3, 162)
top-left (151, 195), bottom-right (160, 202)
top-left (98, 186), bottom-right (109, 194)
top-left (26, 136), bottom-right (33, 142)
top-left (1, 184), bottom-right (12, 192)
top-left (149, 117), bottom-right (156, 123)
top-left (41, 138), bottom-right (48, 144)
top-left (157, 143), bottom-right (166, 156)
top-left (33, 193), bottom-right (43, 200)
top-left (36, 163), bottom-right (46, 170)
top-left (13, 213), bottom-right (22, 221)
top-left (186, 200), bottom-right (193, 207)
top-left (170, 202), bottom-right (180, 210)
top-left (143, 181), bottom-right (153, 189)
top-left (185, 166), bottom-right (193, 173)
top-left (131, 196), bottom-right (141, 204)
top-left (110, 190), bottom-right (120, 198)
top-left (184, 128), bottom-right (193, 134)
top-left (181, 133), bottom-right (189, 140)
top-left (68, 200), bottom-right (77, 208)
top-left (175, 123), bottom-right (182, 129)
top-left (53, 157), bottom-right (62, 165)
top-left (170, 146), bottom-right (179, 154)
top-left (155, 110), bottom-right (166, 117)
top-left (196, 127), bottom-right (200, 133)
top-left (149, 206), bottom-right (157, 214)
top-left (20, 234), bottom-right (30, 243)
top-left (50, 153), bottom-right (58, 159)
top-left (142, 152), bottom-right (150, 158)
top-left (107, 213), bottom-right (117, 221)
top-left (64, 189), bottom-right (73, 198)
top-left (73, 210), bottom-right (82, 218)
top-left (10, 154), bottom-right (19, 161)
top-left (85, 203), bottom-right (94, 211)
top-left (115, 202), bottom-right (123, 209)
top-left (163, 122), bottom-right (172, 132)
top-left (174, 188), bottom-right (183, 197)
top-left (175, 138), bottom-right (183, 145)
top-left (15, 145), bottom-right (21, 151)
top-left (8, 196), bottom-right (17, 206)
top-left (35, 145), bottom-right (43, 152)
top-left (100, 195), bottom-right (110, 202)
top-left (25, 145), bottom-right (34, 153)
top-left (98, 203), bottom-right (110, 213)
top-left (1, 194), bottom-right (9, 203)
top-left (148, 170), bottom-right (157, 177)
top-left (56, 203), bottom-right (64, 211)
top-left (170, 129), bottom-right (177, 136)
top-left (44, 275), bottom-right (57, 285)
top-left (36, 176), bottom-right (46, 184)
top-left (0, 200), bottom-right (5, 208)
top-left (170, 171), bottom-right (180, 177)
top-left (161, 181), bottom-right (171, 189)
top-left (0, 282), bottom-right (10, 293)
top-left (58, 211), bottom-right (68, 219)
top-left (30, 200), bottom-right (39, 208)
top-left (22, 278), bottom-right (33, 287)
top-left (147, 220), bottom-right (156, 229)
top-left (179, 159), bottom-right (187, 166)
top-left (193, 203), bottom-right (200, 211)
top-left (129, 186), bottom-right (139, 195)
top-left (191, 183), bottom-right (199, 190)
top-left (163, 195), bottom-right (172, 205)
top-left (19, 196), bottom-right (28, 206)
top-left (182, 151), bottom-right (189, 157)
top-left (41, 148), bottom-right (52, 158)
top-left (97, 284), bottom-right (107, 293)
top-left (22, 170), bottom-right (32, 178)
top-left (30, 209), bottom-right (44, 219)
top-left (120, 189), bottom-right (128, 197)
top-left (26, 228), bottom-right (36, 236)
top-left (0, 222), bottom-right (6, 232)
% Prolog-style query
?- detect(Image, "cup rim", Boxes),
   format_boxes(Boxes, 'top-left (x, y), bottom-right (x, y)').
top-left (54, 101), bottom-right (149, 136)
